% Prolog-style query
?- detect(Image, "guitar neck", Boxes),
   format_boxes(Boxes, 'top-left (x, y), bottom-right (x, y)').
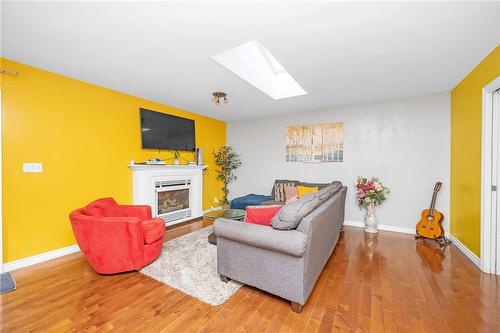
top-left (428, 191), bottom-right (438, 217)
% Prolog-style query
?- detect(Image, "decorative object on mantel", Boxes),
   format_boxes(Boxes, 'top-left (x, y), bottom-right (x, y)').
top-left (212, 91), bottom-right (228, 105)
top-left (196, 147), bottom-right (204, 165)
top-left (213, 146), bottom-right (241, 208)
top-left (145, 158), bottom-right (167, 165)
top-left (355, 176), bottom-right (390, 233)
top-left (286, 123), bottom-right (343, 163)
top-left (172, 150), bottom-right (181, 165)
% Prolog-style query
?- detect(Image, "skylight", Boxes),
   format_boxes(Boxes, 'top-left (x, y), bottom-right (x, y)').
top-left (212, 41), bottom-right (307, 100)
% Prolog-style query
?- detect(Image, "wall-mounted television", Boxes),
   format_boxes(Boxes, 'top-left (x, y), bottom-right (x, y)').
top-left (140, 108), bottom-right (196, 151)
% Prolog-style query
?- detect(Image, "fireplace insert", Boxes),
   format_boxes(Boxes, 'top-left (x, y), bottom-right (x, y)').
top-left (155, 179), bottom-right (192, 223)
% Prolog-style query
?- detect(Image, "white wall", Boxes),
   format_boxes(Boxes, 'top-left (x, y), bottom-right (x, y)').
top-left (227, 93), bottom-right (450, 231)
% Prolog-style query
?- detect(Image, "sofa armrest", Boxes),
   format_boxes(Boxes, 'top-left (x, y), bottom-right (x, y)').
top-left (213, 218), bottom-right (307, 257)
top-left (120, 205), bottom-right (152, 220)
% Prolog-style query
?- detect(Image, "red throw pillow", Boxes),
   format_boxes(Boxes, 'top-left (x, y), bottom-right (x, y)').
top-left (82, 197), bottom-right (127, 217)
top-left (245, 205), bottom-right (282, 226)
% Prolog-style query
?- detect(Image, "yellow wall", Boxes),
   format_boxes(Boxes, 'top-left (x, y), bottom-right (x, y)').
top-left (451, 46), bottom-right (500, 256)
top-left (1, 58), bottom-right (226, 262)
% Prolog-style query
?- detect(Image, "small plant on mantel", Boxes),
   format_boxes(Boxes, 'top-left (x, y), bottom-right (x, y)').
top-left (172, 150), bottom-right (181, 165)
top-left (213, 146), bottom-right (242, 208)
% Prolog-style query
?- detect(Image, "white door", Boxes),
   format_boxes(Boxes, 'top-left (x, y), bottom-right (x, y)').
top-left (494, 89), bottom-right (500, 274)
top-left (481, 77), bottom-right (500, 275)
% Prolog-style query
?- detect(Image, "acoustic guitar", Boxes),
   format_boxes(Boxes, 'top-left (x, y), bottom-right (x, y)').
top-left (416, 182), bottom-right (444, 239)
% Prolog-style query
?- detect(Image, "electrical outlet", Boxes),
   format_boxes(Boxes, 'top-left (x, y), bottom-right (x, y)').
top-left (23, 163), bottom-right (43, 173)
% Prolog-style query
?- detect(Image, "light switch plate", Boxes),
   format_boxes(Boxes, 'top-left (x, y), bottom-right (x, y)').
top-left (23, 162), bottom-right (43, 173)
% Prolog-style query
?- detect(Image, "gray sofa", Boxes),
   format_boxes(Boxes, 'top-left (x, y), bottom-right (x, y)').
top-left (214, 184), bottom-right (347, 313)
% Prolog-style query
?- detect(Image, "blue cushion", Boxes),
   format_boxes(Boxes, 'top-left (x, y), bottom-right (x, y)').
top-left (230, 194), bottom-right (272, 210)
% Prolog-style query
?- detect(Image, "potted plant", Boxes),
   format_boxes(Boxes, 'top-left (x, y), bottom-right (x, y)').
top-left (355, 176), bottom-right (390, 233)
top-left (172, 150), bottom-right (181, 165)
top-left (213, 146), bottom-right (241, 208)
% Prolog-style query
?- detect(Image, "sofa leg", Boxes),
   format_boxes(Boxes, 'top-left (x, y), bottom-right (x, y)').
top-left (291, 301), bottom-right (302, 313)
top-left (220, 275), bottom-right (229, 283)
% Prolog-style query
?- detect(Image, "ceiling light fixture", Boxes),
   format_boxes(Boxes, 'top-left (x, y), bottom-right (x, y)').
top-left (212, 91), bottom-right (228, 105)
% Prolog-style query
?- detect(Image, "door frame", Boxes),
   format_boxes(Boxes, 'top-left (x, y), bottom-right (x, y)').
top-left (0, 90), bottom-right (3, 273)
top-left (480, 76), bottom-right (500, 274)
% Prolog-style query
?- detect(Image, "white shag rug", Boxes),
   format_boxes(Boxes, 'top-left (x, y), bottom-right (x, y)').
top-left (140, 226), bottom-right (243, 306)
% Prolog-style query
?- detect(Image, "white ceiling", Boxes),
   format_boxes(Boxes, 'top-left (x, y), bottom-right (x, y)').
top-left (1, 1), bottom-right (499, 121)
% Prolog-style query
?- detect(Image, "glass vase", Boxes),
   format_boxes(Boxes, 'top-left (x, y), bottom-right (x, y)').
top-left (364, 203), bottom-right (378, 233)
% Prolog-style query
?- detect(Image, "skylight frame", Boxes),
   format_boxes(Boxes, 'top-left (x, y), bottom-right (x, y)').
top-left (212, 40), bottom-right (307, 100)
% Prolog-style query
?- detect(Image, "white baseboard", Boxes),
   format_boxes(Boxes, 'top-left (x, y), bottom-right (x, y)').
top-left (446, 233), bottom-right (481, 269)
top-left (343, 220), bottom-right (415, 235)
top-left (3, 244), bottom-right (80, 272)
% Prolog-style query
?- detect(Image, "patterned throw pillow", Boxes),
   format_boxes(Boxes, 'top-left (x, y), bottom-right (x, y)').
top-left (245, 205), bottom-right (282, 226)
top-left (272, 180), bottom-right (299, 202)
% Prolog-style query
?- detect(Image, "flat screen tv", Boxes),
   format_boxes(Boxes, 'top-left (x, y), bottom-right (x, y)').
top-left (140, 108), bottom-right (196, 151)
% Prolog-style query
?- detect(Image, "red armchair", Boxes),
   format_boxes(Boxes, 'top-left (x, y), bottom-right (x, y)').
top-left (69, 198), bottom-right (165, 274)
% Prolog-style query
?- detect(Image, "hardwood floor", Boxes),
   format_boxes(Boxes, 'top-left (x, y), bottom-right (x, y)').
top-left (2, 222), bottom-right (500, 332)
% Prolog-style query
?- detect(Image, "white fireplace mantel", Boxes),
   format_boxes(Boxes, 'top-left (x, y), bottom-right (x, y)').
top-left (128, 164), bottom-right (208, 171)
top-left (128, 164), bottom-right (207, 226)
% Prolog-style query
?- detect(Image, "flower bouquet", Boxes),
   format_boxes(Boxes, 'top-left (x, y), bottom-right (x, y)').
top-left (355, 177), bottom-right (390, 233)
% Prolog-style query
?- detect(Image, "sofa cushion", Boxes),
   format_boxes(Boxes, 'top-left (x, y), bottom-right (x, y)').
top-left (296, 185), bottom-right (319, 198)
top-left (271, 179), bottom-right (299, 202)
top-left (230, 194), bottom-right (273, 210)
top-left (82, 197), bottom-right (127, 217)
top-left (245, 205), bottom-right (282, 226)
top-left (271, 193), bottom-right (322, 230)
top-left (142, 218), bottom-right (165, 244)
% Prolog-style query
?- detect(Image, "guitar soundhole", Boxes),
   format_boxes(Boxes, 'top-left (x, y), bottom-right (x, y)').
top-left (426, 215), bottom-right (434, 221)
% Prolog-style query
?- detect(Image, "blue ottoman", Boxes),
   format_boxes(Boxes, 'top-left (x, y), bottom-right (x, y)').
top-left (230, 194), bottom-right (273, 210)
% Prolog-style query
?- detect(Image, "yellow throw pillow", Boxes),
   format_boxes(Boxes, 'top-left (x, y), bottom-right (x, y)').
top-left (296, 186), bottom-right (319, 198)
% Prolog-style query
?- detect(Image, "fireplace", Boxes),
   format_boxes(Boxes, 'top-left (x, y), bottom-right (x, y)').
top-left (155, 180), bottom-right (192, 223)
top-left (130, 164), bottom-right (206, 226)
